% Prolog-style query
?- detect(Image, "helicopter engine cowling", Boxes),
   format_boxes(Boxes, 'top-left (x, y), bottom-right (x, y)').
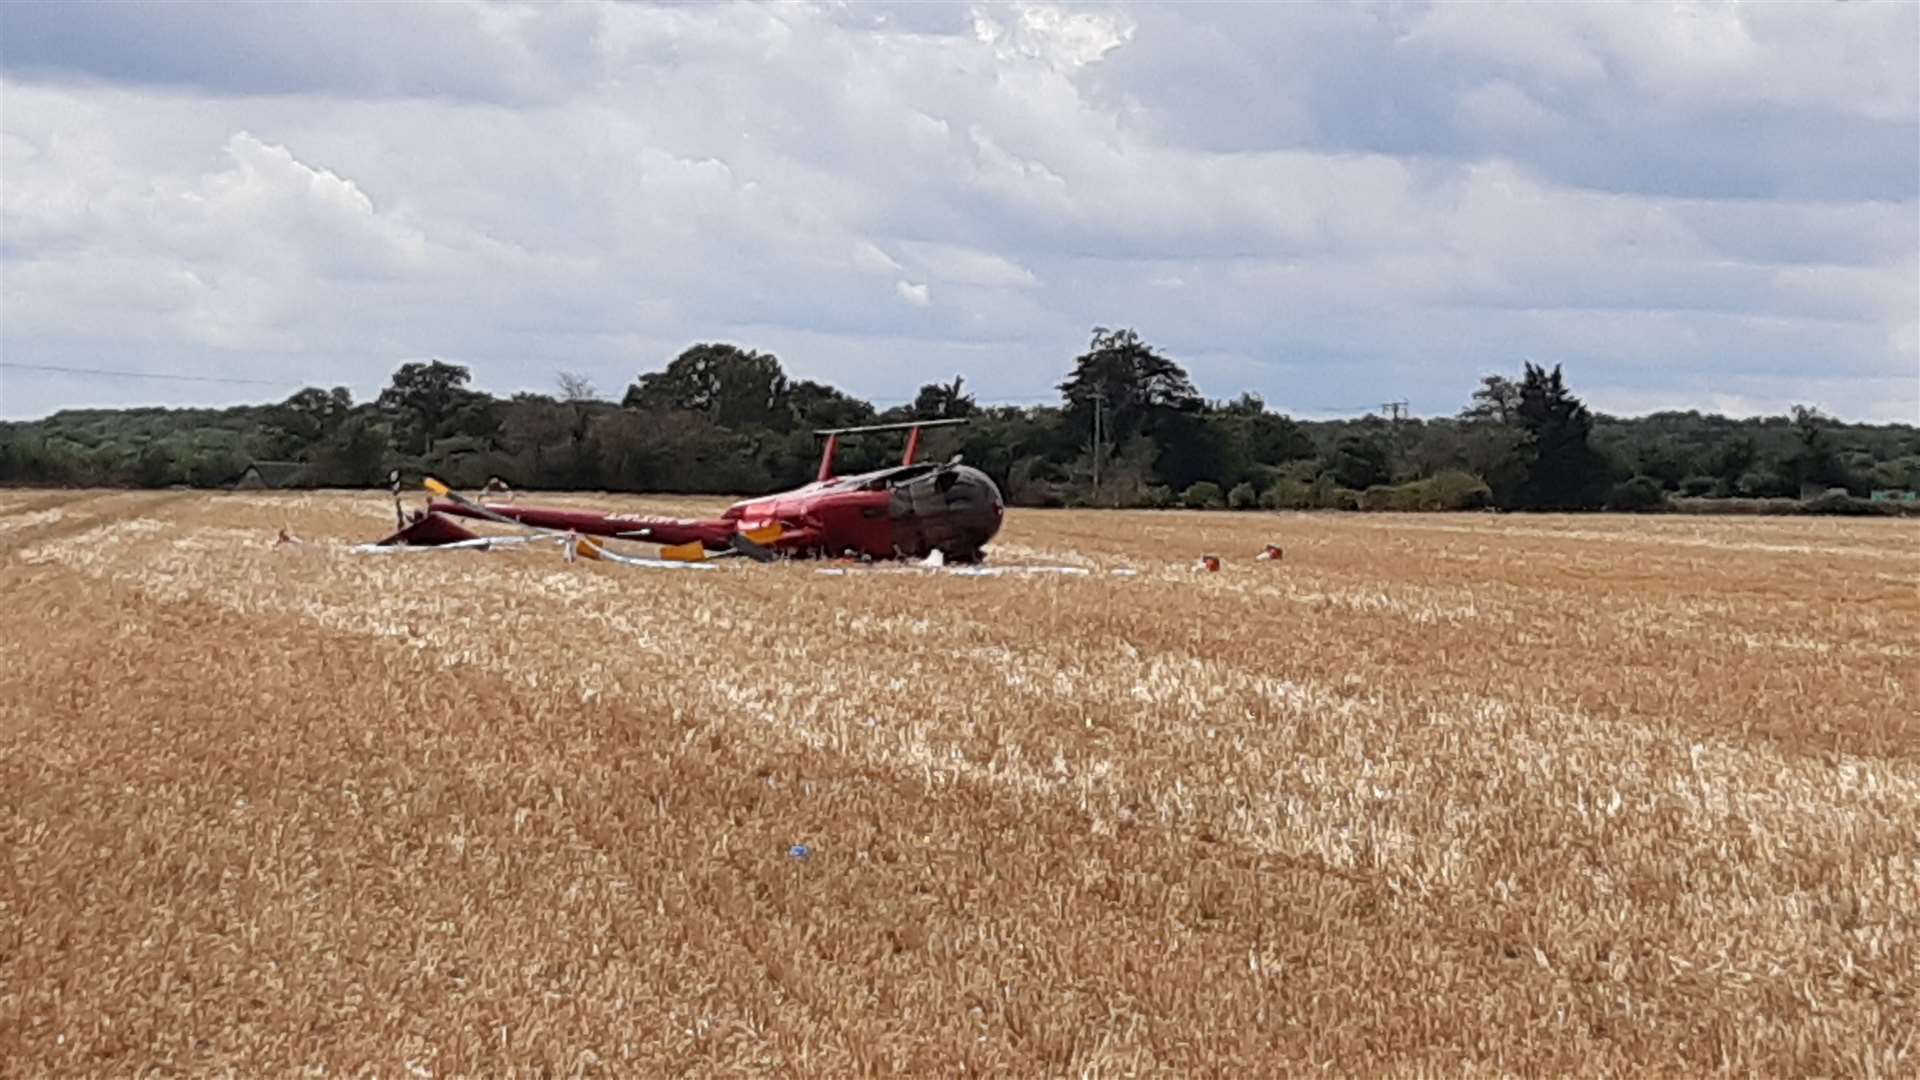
top-left (887, 464), bottom-right (1004, 561)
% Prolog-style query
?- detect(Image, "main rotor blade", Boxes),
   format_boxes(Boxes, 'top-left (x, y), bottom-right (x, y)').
top-left (660, 541), bottom-right (707, 562)
top-left (426, 478), bottom-right (668, 546)
top-left (350, 534), bottom-right (554, 555)
top-left (574, 534), bottom-right (717, 570)
top-left (421, 475), bottom-right (547, 533)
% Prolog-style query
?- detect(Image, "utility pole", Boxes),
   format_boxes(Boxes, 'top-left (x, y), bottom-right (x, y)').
top-left (1380, 400), bottom-right (1410, 478)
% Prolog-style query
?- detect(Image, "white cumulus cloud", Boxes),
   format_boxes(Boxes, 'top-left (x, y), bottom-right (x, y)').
top-left (0, 0), bottom-right (1913, 421)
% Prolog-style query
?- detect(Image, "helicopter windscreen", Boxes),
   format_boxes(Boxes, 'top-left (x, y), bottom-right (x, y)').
top-left (856, 463), bottom-right (941, 491)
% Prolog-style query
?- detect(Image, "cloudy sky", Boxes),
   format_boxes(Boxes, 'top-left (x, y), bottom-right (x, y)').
top-left (2, 0), bottom-right (1915, 422)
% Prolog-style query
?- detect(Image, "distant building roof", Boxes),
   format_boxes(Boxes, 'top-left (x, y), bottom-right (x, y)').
top-left (1801, 482), bottom-right (1850, 500)
top-left (233, 461), bottom-right (306, 489)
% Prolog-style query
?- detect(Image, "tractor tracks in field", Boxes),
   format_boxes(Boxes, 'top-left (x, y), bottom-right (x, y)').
top-left (0, 490), bottom-right (198, 558)
top-left (14, 527), bottom-right (1913, 1073)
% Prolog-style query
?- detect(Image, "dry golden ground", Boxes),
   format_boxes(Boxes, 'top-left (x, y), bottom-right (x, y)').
top-left (1, 489), bottom-right (1915, 1077)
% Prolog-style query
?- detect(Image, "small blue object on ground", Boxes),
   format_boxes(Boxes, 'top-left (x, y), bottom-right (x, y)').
top-left (788, 844), bottom-right (811, 861)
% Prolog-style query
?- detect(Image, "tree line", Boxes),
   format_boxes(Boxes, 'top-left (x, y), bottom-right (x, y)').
top-left (3, 328), bottom-right (1917, 514)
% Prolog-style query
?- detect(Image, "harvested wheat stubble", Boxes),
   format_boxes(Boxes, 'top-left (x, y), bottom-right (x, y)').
top-left (2, 490), bottom-right (1916, 1077)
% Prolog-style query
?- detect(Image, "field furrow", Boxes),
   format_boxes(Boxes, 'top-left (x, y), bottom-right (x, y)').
top-left (3, 491), bottom-right (1915, 1075)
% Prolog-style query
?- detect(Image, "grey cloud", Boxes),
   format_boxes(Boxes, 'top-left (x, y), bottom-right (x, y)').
top-left (1507, 104), bottom-right (1917, 202)
top-left (1082, 2), bottom-right (1920, 202)
top-left (0, 0), bottom-right (594, 103)
top-left (1673, 200), bottom-right (1917, 269)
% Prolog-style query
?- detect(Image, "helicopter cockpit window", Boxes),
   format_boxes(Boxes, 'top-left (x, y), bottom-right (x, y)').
top-left (859, 464), bottom-right (939, 491)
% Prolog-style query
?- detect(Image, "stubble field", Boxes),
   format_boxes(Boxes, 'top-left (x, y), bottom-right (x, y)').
top-left (1, 488), bottom-right (1916, 1076)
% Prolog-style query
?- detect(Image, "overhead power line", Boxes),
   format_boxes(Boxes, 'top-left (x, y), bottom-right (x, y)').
top-left (0, 362), bottom-right (288, 387)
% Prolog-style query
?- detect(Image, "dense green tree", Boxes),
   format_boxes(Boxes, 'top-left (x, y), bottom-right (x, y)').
top-left (1606, 475), bottom-right (1667, 512)
top-left (1058, 326), bottom-right (1201, 446)
top-left (1708, 434), bottom-right (1758, 491)
top-left (1181, 481), bottom-right (1225, 509)
top-left (309, 416), bottom-right (390, 487)
top-left (1634, 438), bottom-right (1695, 489)
top-left (5, 347), bottom-right (1916, 519)
top-left (911, 376), bottom-right (978, 420)
top-left (438, 392), bottom-right (501, 457)
top-left (1787, 405), bottom-right (1853, 493)
top-left (1510, 363), bottom-right (1613, 510)
top-left (133, 443), bottom-right (177, 487)
top-left (269, 387), bottom-right (354, 457)
top-left (1461, 375), bottom-right (1521, 425)
top-left (1213, 397), bottom-right (1315, 483)
top-left (1149, 410), bottom-right (1231, 491)
top-left (624, 344), bottom-right (792, 432)
top-left (377, 360), bottom-right (475, 455)
top-left (788, 379), bottom-right (877, 432)
top-left (1870, 456), bottom-right (1920, 491)
top-left (952, 406), bottom-right (1072, 503)
top-left (1073, 435), bottom-right (1160, 508)
top-left (1328, 430), bottom-right (1392, 490)
top-left (499, 393), bottom-right (577, 487)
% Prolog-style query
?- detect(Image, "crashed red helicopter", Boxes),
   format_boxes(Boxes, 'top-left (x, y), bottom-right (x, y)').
top-left (373, 417), bottom-right (1005, 564)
